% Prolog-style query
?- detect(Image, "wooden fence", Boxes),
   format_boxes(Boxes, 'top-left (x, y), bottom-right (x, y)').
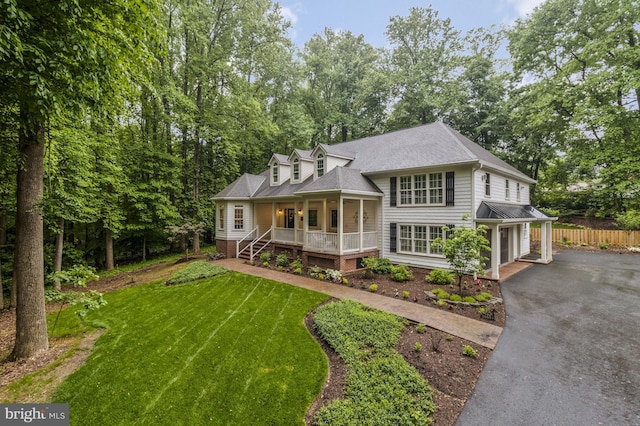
top-left (530, 228), bottom-right (640, 246)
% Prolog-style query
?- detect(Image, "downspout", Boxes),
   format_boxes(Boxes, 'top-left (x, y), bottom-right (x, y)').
top-left (471, 162), bottom-right (483, 222)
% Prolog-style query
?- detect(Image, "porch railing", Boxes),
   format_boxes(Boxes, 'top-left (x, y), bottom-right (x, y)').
top-left (343, 231), bottom-right (378, 252)
top-left (306, 231), bottom-right (378, 253)
top-left (273, 227), bottom-right (296, 243)
top-left (306, 231), bottom-right (338, 252)
top-left (236, 226), bottom-right (272, 260)
top-left (236, 226), bottom-right (258, 258)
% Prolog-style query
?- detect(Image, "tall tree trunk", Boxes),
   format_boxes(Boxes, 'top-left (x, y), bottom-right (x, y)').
top-left (193, 83), bottom-right (202, 254)
top-left (0, 210), bottom-right (7, 246)
top-left (142, 236), bottom-right (146, 262)
top-left (0, 257), bottom-right (4, 310)
top-left (105, 228), bottom-right (114, 271)
top-left (11, 115), bottom-right (49, 360)
top-left (53, 216), bottom-right (64, 290)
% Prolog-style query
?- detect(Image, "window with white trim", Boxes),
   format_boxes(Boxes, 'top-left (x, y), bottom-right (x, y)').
top-left (484, 173), bottom-right (491, 197)
top-left (234, 205), bottom-right (244, 230)
top-left (516, 183), bottom-right (521, 202)
top-left (398, 224), bottom-right (443, 255)
top-left (398, 173), bottom-right (444, 205)
top-left (429, 173), bottom-right (443, 204)
top-left (505, 179), bottom-right (510, 200)
top-left (316, 153), bottom-right (325, 177)
top-left (218, 204), bottom-right (225, 230)
top-left (271, 164), bottom-right (279, 184)
top-left (292, 158), bottom-right (300, 181)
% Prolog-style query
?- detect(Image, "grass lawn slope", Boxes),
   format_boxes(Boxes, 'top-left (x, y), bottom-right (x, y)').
top-left (51, 271), bottom-right (329, 425)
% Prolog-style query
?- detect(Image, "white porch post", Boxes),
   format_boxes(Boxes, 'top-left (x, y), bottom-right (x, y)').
top-left (271, 202), bottom-right (276, 237)
top-left (512, 225), bottom-right (519, 260)
top-left (338, 196), bottom-right (343, 254)
top-left (541, 221), bottom-right (548, 262)
top-left (303, 199), bottom-right (309, 247)
top-left (359, 199), bottom-right (364, 252)
top-left (545, 221), bottom-right (553, 262)
top-left (491, 224), bottom-right (500, 280)
top-left (322, 199), bottom-right (326, 232)
top-left (294, 201), bottom-right (299, 244)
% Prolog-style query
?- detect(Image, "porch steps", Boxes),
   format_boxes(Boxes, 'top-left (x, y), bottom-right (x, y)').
top-left (237, 240), bottom-right (271, 260)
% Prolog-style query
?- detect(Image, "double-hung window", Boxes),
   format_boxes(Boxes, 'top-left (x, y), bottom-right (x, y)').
top-left (316, 154), bottom-right (325, 178)
top-left (218, 205), bottom-right (225, 230)
top-left (292, 158), bottom-right (300, 181)
top-left (272, 164), bottom-right (279, 184)
top-left (399, 173), bottom-right (443, 205)
top-left (484, 173), bottom-right (491, 197)
top-left (429, 173), bottom-right (443, 204)
top-left (505, 179), bottom-right (510, 200)
top-left (234, 205), bottom-right (244, 230)
top-left (398, 224), bottom-right (443, 255)
top-left (516, 183), bottom-right (521, 202)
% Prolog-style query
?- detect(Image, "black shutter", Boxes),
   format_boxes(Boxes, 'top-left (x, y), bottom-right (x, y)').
top-left (390, 223), bottom-right (397, 253)
top-left (445, 171), bottom-right (455, 206)
top-left (390, 177), bottom-right (397, 207)
top-left (446, 224), bottom-right (455, 238)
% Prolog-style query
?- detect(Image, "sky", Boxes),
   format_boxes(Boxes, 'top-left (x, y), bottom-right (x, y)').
top-left (280, 0), bottom-right (547, 49)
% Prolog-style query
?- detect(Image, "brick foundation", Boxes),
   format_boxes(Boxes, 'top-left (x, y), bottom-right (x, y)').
top-left (219, 238), bottom-right (377, 273)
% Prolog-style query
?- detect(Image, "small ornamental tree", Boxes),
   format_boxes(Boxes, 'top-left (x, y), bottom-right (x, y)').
top-left (167, 221), bottom-right (206, 260)
top-left (433, 216), bottom-right (490, 296)
top-left (45, 265), bottom-right (106, 337)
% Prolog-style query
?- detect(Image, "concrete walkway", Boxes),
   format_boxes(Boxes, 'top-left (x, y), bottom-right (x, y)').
top-left (215, 258), bottom-right (502, 349)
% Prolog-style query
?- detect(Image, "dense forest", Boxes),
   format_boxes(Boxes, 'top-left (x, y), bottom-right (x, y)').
top-left (0, 0), bottom-right (639, 357)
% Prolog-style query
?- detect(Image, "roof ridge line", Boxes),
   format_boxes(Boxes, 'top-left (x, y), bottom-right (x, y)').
top-left (439, 122), bottom-right (476, 160)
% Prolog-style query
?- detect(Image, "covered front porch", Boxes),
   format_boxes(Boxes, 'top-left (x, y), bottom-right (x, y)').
top-left (251, 196), bottom-right (380, 256)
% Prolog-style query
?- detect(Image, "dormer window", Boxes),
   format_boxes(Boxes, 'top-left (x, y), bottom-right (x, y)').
top-left (292, 158), bottom-right (300, 181)
top-left (272, 163), bottom-right (279, 184)
top-left (316, 154), bottom-right (325, 178)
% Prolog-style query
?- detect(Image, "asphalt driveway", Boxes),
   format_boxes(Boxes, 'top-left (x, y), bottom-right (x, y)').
top-left (456, 250), bottom-right (640, 426)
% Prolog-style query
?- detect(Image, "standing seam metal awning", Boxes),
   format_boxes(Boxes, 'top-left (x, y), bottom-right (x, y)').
top-left (476, 201), bottom-right (554, 221)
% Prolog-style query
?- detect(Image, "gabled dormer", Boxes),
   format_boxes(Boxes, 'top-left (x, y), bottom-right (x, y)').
top-left (288, 149), bottom-right (314, 183)
top-left (311, 144), bottom-right (355, 180)
top-left (268, 154), bottom-right (290, 186)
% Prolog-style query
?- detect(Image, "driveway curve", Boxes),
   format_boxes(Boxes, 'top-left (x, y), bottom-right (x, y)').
top-left (457, 250), bottom-right (640, 426)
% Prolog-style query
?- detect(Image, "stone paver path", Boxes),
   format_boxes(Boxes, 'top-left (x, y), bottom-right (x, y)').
top-left (216, 258), bottom-right (502, 349)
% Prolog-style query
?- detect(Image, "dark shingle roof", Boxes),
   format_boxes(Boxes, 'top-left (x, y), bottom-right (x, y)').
top-left (333, 122), bottom-right (535, 183)
top-left (476, 202), bottom-right (552, 220)
top-left (295, 167), bottom-right (382, 195)
top-left (214, 173), bottom-right (266, 199)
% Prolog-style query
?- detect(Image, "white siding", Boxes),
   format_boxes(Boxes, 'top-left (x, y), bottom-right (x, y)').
top-left (300, 159), bottom-right (314, 181)
top-left (373, 166), bottom-right (473, 270)
top-left (217, 202), bottom-right (254, 240)
top-left (473, 169), bottom-right (533, 209)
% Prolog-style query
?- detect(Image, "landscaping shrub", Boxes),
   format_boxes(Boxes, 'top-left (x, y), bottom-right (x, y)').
top-left (463, 296), bottom-right (477, 303)
top-left (313, 300), bottom-right (434, 425)
top-left (425, 269), bottom-right (455, 285)
top-left (474, 292), bottom-right (493, 302)
top-left (432, 288), bottom-right (450, 300)
top-left (275, 251), bottom-right (290, 267)
top-left (462, 345), bottom-right (478, 358)
top-left (369, 284), bottom-right (378, 292)
top-left (416, 323), bottom-right (427, 334)
top-left (259, 251), bottom-right (273, 263)
top-left (308, 265), bottom-right (323, 279)
top-left (402, 290), bottom-right (409, 299)
top-left (391, 264), bottom-right (413, 282)
top-left (449, 294), bottom-right (462, 302)
top-left (598, 243), bottom-right (609, 250)
top-left (293, 268), bottom-right (302, 275)
top-left (290, 257), bottom-right (304, 270)
top-left (325, 268), bottom-right (343, 283)
top-left (373, 257), bottom-right (393, 274)
top-left (165, 261), bottom-right (229, 285)
top-left (414, 342), bottom-right (422, 352)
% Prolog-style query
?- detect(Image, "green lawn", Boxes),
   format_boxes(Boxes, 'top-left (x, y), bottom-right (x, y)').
top-left (52, 272), bottom-right (329, 425)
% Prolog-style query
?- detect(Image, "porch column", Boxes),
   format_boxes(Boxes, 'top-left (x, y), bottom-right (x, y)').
top-left (542, 221), bottom-right (553, 262)
top-left (322, 199), bottom-right (326, 232)
top-left (271, 202), bottom-right (276, 237)
top-left (294, 201), bottom-right (299, 244)
top-left (512, 225), bottom-right (520, 260)
top-left (359, 199), bottom-right (364, 252)
top-left (540, 221), bottom-right (548, 262)
top-left (338, 196), bottom-right (343, 254)
top-left (303, 199), bottom-right (309, 247)
top-left (491, 224), bottom-right (500, 280)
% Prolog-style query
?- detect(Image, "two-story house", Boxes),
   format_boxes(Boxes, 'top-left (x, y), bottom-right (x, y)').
top-left (214, 122), bottom-right (555, 279)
